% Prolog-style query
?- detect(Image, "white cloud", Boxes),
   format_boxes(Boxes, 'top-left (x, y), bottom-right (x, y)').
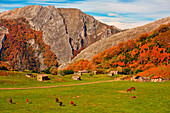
top-left (0, 3), bottom-right (25, 8)
top-left (94, 16), bottom-right (154, 29)
top-left (108, 13), bottom-right (122, 17)
top-left (0, 0), bottom-right (169, 29)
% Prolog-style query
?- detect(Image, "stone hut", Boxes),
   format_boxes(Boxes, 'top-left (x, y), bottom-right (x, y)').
top-left (93, 71), bottom-right (98, 75)
top-left (37, 74), bottom-right (50, 81)
top-left (131, 76), bottom-right (143, 81)
top-left (25, 73), bottom-right (35, 78)
top-left (72, 76), bottom-right (81, 80)
top-left (143, 77), bottom-right (150, 82)
top-left (108, 71), bottom-right (118, 76)
top-left (151, 76), bottom-right (163, 82)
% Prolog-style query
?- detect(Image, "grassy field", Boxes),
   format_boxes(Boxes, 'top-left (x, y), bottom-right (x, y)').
top-left (0, 70), bottom-right (119, 88)
top-left (0, 81), bottom-right (170, 112)
top-left (0, 70), bottom-right (169, 113)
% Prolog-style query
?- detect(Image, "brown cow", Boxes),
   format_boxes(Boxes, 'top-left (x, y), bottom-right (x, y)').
top-left (127, 89), bottom-right (131, 92)
top-left (9, 99), bottom-right (12, 104)
top-left (131, 96), bottom-right (136, 98)
top-left (26, 99), bottom-right (28, 104)
top-left (131, 87), bottom-right (135, 90)
top-left (55, 98), bottom-right (59, 103)
top-left (71, 101), bottom-right (75, 106)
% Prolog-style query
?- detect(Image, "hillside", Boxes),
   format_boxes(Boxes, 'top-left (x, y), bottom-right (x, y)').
top-left (63, 17), bottom-right (170, 69)
top-left (65, 23), bottom-right (170, 77)
top-left (135, 64), bottom-right (170, 78)
top-left (0, 5), bottom-right (121, 69)
top-left (0, 18), bottom-right (58, 71)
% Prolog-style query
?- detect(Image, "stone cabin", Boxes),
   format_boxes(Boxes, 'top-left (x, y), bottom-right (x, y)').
top-left (25, 73), bottom-right (35, 78)
top-left (131, 76), bottom-right (143, 82)
top-left (37, 74), bottom-right (50, 81)
top-left (142, 77), bottom-right (150, 82)
top-left (151, 76), bottom-right (163, 82)
top-left (93, 71), bottom-right (98, 75)
top-left (72, 76), bottom-right (81, 80)
top-left (108, 71), bottom-right (119, 76)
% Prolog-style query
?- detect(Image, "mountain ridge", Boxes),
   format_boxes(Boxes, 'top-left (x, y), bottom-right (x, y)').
top-left (60, 17), bottom-right (170, 69)
top-left (0, 5), bottom-right (121, 71)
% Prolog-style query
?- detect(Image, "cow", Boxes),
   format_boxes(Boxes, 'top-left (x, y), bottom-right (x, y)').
top-left (9, 99), bottom-right (12, 104)
top-left (55, 98), bottom-right (59, 103)
top-left (127, 89), bottom-right (131, 92)
top-left (71, 101), bottom-right (75, 106)
top-left (26, 99), bottom-right (28, 104)
top-left (131, 87), bottom-right (135, 90)
top-left (59, 102), bottom-right (63, 106)
top-left (131, 96), bottom-right (136, 98)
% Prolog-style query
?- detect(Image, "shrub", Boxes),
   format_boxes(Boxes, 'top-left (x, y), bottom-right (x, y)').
top-left (62, 69), bottom-right (74, 75)
top-left (123, 68), bottom-right (131, 75)
top-left (0, 66), bottom-right (8, 71)
top-left (150, 74), bottom-right (155, 78)
top-left (135, 69), bottom-right (143, 74)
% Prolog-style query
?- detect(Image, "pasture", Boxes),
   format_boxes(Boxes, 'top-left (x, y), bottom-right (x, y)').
top-left (0, 80), bottom-right (170, 113)
top-left (0, 70), bottom-right (119, 88)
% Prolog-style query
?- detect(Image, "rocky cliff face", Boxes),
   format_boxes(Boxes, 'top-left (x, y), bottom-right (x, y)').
top-left (0, 5), bottom-right (121, 65)
top-left (60, 17), bottom-right (170, 69)
top-left (0, 26), bottom-right (8, 53)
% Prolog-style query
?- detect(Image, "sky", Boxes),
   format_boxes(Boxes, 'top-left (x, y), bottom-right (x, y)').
top-left (0, 0), bottom-right (169, 29)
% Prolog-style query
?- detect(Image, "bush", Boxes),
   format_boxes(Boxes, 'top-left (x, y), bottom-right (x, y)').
top-left (89, 73), bottom-right (93, 76)
top-left (62, 69), bottom-right (74, 75)
top-left (150, 74), bottom-right (155, 78)
top-left (0, 66), bottom-right (8, 71)
top-left (123, 68), bottom-right (131, 75)
top-left (135, 69), bottom-right (143, 74)
top-left (41, 67), bottom-right (51, 74)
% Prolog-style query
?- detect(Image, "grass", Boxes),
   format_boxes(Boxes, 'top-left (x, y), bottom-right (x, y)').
top-left (0, 80), bottom-right (170, 113)
top-left (0, 70), bottom-right (169, 112)
top-left (0, 70), bottom-right (119, 88)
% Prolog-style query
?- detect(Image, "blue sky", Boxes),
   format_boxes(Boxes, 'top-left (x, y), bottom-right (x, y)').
top-left (0, 0), bottom-right (169, 29)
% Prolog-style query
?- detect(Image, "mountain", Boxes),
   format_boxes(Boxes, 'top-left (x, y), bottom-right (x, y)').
top-left (65, 23), bottom-right (170, 77)
top-left (63, 17), bottom-right (170, 69)
top-left (0, 5), bottom-right (121, 71)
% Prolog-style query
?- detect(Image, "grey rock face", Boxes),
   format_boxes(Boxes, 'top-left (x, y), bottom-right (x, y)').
top-left (0, 26), bottom-right (8, 53)
top-left (0, 5), bottom-right (121, 65)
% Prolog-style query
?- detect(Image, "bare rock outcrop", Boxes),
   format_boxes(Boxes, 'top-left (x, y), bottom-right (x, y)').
top-left (0, 5), bottom-right (121, 65)
top-left (0, 26), bottom-right (8, 53)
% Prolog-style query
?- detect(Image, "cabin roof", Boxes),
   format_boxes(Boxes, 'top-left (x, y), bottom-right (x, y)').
top-left (135, 76), bottom-right (141, 79)
top-left (151, 76), bottom-right (163, 79)
top-left (38, 74), bottom-right (48, 77)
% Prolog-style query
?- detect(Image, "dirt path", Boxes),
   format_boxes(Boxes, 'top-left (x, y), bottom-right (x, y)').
top-left (0, 80), bottom-right (116, 90)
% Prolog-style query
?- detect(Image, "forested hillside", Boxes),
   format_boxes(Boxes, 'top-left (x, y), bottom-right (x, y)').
top-left (0, 18), bottom-right (58, 71)
top-left (65, 23), bottom-right (170, 76)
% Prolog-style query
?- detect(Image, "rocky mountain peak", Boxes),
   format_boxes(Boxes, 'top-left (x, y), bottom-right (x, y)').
top-left (0, 5), bottom-right (121, 70)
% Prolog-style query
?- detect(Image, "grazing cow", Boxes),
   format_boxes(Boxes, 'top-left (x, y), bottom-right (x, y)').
top-left (71, 101), bottom-right (75, 106)
top-left (59, 102), bottom-right (63, 106)
top-left (131, 96), bottom-right (136, 98)
top-left (127, 89), bottom-right (131, 92)
top-left (9, 99), bottom-right (12, 104)
top-left (131, 87), bottom-right (135, 90)
top-left (26, 99), bottom-right (28, 104)
top-left (55, 98), bottom-right (59, 103)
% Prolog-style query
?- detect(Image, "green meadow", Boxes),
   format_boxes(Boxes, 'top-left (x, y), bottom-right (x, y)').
top-left (0, 71), bottom-right (170, 113)
top-left (0, 71), bottom-right (118, 88)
